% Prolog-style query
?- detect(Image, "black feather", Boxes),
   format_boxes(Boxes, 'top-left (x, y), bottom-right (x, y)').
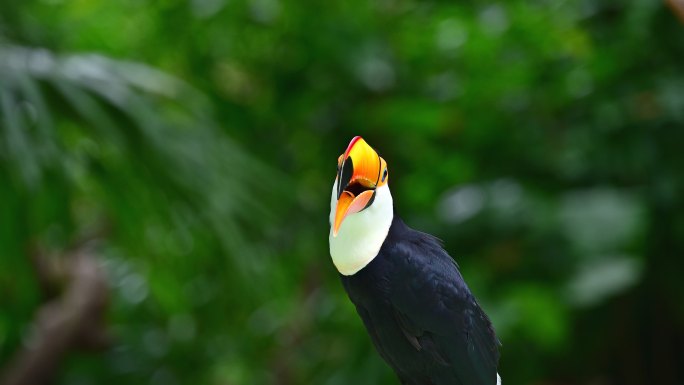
top-left (340, 216), bottom-right (500, 385)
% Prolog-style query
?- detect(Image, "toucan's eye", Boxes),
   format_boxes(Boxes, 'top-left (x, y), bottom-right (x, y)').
top-left (382, 168), bottom-right (388, 182)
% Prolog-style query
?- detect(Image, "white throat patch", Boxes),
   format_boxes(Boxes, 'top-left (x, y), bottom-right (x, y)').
top-left (329, 180), bottom-right (393, 276)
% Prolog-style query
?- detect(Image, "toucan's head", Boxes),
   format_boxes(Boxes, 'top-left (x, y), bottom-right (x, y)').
top-left (329, 136), bottom-right (394, 275)
top-left (331, 136), bottom-right (389, 236)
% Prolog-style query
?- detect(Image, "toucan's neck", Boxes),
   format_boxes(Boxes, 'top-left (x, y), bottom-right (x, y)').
top-left (329, 183), bottom-right (394, 276)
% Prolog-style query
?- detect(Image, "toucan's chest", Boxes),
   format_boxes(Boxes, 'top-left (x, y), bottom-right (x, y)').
top-left (338, 218), bottom-right (416, 306)
top-left (339, 249), bottom-right (393, 306)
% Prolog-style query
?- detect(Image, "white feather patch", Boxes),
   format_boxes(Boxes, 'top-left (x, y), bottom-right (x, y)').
top-left (329, 181), bottom-right (393, 276)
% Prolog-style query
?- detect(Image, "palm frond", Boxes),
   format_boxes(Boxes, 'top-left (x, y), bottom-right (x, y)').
top-left (0, 44), bottom-right (283, 268)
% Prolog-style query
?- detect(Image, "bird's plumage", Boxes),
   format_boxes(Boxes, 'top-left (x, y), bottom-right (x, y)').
top-left (340, 216), bottom-right (500, 385)
top-left (329, 136), bottom-right (500, 385)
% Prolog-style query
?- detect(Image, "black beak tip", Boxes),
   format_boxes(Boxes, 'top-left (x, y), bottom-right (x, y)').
top-left (337, 157), bottom-right (354, 199)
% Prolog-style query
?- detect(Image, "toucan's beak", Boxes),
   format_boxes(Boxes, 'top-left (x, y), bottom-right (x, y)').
top-left (333, 136), bottom-right (382, 237)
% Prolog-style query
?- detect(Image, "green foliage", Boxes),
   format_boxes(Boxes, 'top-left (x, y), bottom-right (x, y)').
top-left (2, 0), bottom-right (684, 384)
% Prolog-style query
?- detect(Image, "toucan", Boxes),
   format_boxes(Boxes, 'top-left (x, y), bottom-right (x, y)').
top-left (329, 136), bottom-right (501, 385)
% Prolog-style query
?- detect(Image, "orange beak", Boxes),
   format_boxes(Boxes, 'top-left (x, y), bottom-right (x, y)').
top-left (332, 136), bottom-right (383, 237)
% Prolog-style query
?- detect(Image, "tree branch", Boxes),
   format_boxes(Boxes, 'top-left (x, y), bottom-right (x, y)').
top-left (667, 0), bottom-right (684, 23)
top-left (1, 247), bottom-right (110, 385)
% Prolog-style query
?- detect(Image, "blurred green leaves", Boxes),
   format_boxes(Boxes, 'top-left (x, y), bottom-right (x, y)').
top-left (0, 42), bottom-right (283, 384)
top-left (2, 0), bottom-right (684, 384)
top-left (0, 44), bottom-right (279, 259)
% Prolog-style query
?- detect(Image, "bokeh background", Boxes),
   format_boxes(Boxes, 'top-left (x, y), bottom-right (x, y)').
top-left (2, 0), bottom-right (684, 384)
